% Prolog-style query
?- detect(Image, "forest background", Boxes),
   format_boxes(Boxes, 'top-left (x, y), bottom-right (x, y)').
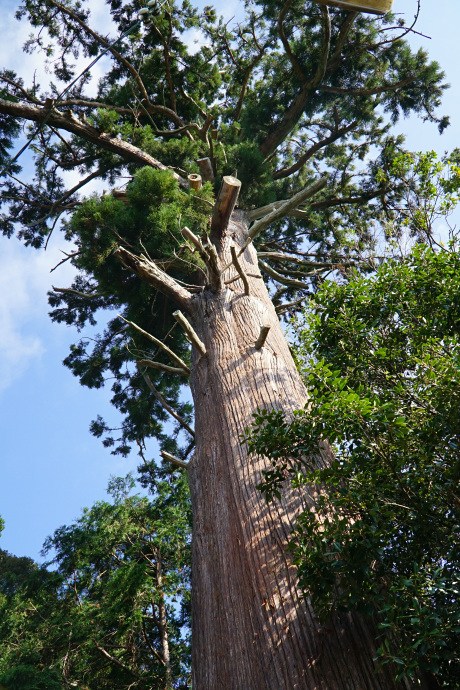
top-left (0, 0), bottom-right (459, 564)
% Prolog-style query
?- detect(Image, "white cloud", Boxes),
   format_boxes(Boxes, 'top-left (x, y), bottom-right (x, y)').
top-left (0, 238), bottom-right (76, 394)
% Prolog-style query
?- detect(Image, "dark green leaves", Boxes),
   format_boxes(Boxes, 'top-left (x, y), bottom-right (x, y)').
top-left (247, 245), bottom-right (460, 686)
top-left (0, 475), bottom-right (192, 688)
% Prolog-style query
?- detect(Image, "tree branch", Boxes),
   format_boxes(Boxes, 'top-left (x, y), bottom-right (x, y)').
top-left (318, 75), bottom-right (417, 97)
top-left (52, 286), bottom-right (99, 299)
top-left (143, 373), bottom-right (195, 438)
top-left (48, 0), bottom-right (150, 104)
top-left (138, 359), bottom-right (190, 376)
top-left (161, 450), bottom-right (188, 469)
top-left (242, 176), bottom-right (327, 251)
top-left (94, 645), bottom-right (140, 677)
top-left (325, 11), bottom-right (358, 74)
top-left (0, 97), bottom-right (187, 187)
top-left (311, 188), bottom-right (386, 210)
top-left (273, 120), bottom-right (357, 180)
top-left (259, 6), bottom-right (331, 157)
top-left (259, 260), bottom-right (312, 290)
top-left (114, 248), bottom-right (192, 311)
top-left (173, 310), bottom-right (207, 358)
top-left (119, 315), bottom-right (190, 374)
top-left (59, 98), bottom-right (186, 129)
top-left (230, 245), bottom-right (250, 296)
top-left (277, 0), bottom-right (305, 81)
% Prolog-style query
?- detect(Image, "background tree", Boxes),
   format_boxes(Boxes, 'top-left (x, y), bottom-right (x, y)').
top-left (0, 474), bottom-right (191, 689)
top-left (0, 0), bottom-right (449, 687)
top-left (246, 153), bottom-right (460, 688)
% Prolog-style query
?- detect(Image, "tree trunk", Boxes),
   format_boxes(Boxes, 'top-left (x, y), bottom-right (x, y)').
top-left (186, 210), bottom-right (424, 689)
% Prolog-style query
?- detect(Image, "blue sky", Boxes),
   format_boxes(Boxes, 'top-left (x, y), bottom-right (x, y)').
top-left (0, 0), bottom-right (459, 562)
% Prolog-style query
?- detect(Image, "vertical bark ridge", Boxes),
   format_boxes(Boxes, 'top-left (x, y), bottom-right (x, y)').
top-left (187, 212), bottom-right (425, 689)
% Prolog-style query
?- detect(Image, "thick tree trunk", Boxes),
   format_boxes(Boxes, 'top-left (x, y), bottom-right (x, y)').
top-left (186, 211), bottom-right (425, 689)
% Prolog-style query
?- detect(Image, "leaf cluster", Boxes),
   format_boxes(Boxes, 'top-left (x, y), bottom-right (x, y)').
top-left (0, 474), bottom-right (192, 688)
top-left (246, 245), bottom-right (460, 686)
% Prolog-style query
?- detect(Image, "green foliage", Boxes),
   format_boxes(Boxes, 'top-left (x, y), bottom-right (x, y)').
top-left (49, 167), bottom-right (213, 456)
top-left (377, 150), bottom-right (460, 242)
top-left (246, 245), bottom-right (460, 686)
top-left (0, 0), bottom-right (450, 462)
top-left (0, 475), bottom-right (192, 689)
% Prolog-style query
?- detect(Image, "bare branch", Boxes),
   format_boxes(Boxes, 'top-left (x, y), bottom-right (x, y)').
top-left (143, 373), bottom-right (195, 438)
top-left (311, 188), bottom-right (386, 210)
top-left (197, 157), bottom-right (215, 184)
top-left (0, 74), bottom-right (42, 105)
top-left (259, 259), bottom-right (311, 289)
top-left (173, 310), bottom-right (206, 358)
top-left (94, 645), bottom-right (139, 677)
top-left (114, 248), bottom-right (192, 311)
top-left (257, 251), bottom-right (358, 270)
top-left (181, 226), bottom-right (221, 291)
top-left (255, 325), bottom-right (270, 350)
top-left (161, 450), bottom-right (188, 469)
top-left (230, 245), bottom-right (250, 296)
top-left (210, 175), bottom-right (242, 241)
top-left (275, 296), bottom-right (308, 314)
top-left (188, 174), bottom-right (202, 190)
top-left (119, 315), bottom-right (190, 373)
top-left (52, 286), bottom-right (99, 299)
top-left (138, 359), bottom-right (189, 376)
top-left (242, 176), bottom-right (327, 251)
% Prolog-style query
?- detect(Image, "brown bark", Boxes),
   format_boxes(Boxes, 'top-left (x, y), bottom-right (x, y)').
top-left (183, 210), bottom-right (427, 689)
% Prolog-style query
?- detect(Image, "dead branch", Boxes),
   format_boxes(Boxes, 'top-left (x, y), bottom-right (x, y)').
top-left (114, 248), bottom-right (192, 312)
top-left (143, 373), bottom-right (195, 438)
top-left (243, 176), bottom-right (327, 251)
top-left (52, 286), bottom-right (99, 299)
top-left (255, 325), bottom-right (270, 350)
top-left (259, 259), bottom-right (311, 289)
top-left (197, 157), bottom-right (215, 184)
top-left (210, 176), bottom-right (242, 241)
top-left (161, 450), bottom-right (188, 469)
top-left (275, 296), bottom-right (309, 314)
top-left (181, 227), bottom-right (222, 291)
top-left (173, 311), bottom-right (207, 358)
top-left (94, 645), bottom-right (140, 677)
top-left (119, 315), bottom-right (190, 373)
top-left (188, 174), bottom-right (202, 190)
top-left (138, 359), bottom-right (189, 376)
top-left (230, 245), bottom-right (250, 296)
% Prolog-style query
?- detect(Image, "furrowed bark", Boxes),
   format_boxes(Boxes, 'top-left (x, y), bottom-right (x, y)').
top-left (184, 208), bottom-right (426, 689)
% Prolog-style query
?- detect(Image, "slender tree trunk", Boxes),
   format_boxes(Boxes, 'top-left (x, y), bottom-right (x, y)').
top-left (186, 210), bottom-right (425, 689)
top-left (155, 551), bottom-right (173, 689)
